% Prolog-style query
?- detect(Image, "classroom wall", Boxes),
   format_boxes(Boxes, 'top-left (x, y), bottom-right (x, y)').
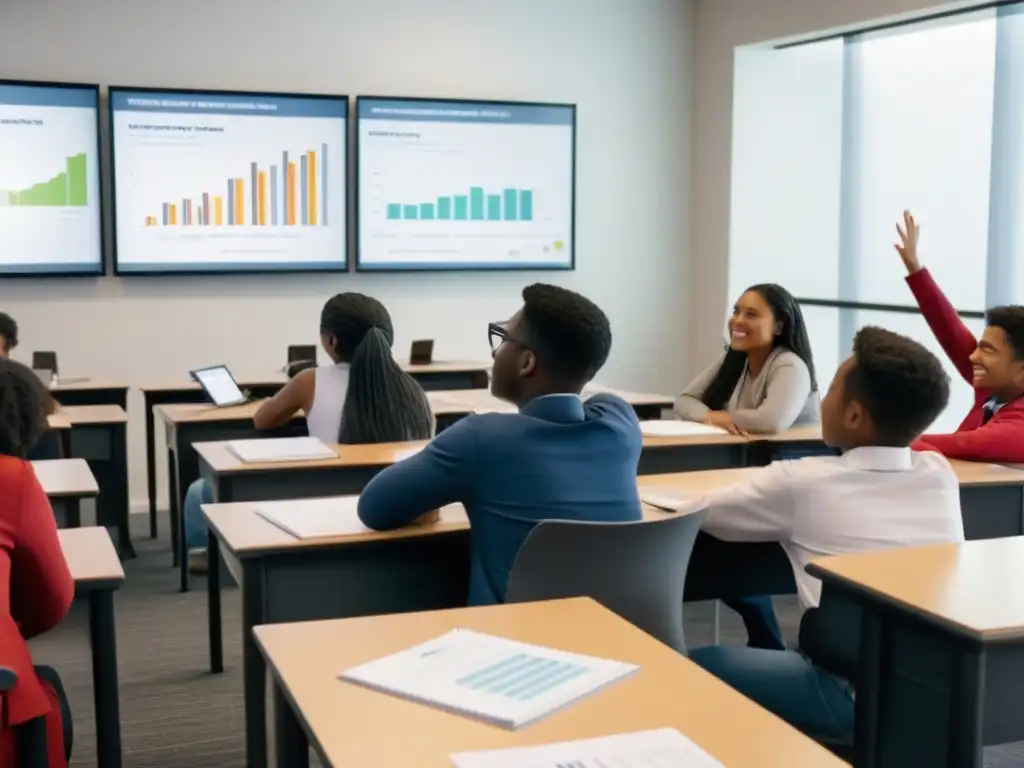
top-left (689, 0), bottom-right (974, 369)
top-left (0, 0), bottom-right (693, 512)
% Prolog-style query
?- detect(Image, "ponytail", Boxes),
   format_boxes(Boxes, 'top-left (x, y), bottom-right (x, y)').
top-left (338, 327), bottom-right (435, 444)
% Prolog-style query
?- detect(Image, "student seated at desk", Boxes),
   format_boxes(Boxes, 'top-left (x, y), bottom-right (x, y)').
top-left (676, 282), bottom-right (820, 650)
top-left (895, 210), bottom-right (1024, 464)
top-left (0, 312), bottom-right (17, 358)
top-left (0, 359), bottom-right (75, 768)
top-left (183, 293), bottom-right (434, 571)
top-left (688, 327), bottom-right (964, 745)
top-left (357, 283), bottom-right (643, 606)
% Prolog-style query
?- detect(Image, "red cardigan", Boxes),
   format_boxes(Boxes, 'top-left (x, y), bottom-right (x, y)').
top-left (0, 456), bottom-right (74, 767)
top-left (906, 269), bottom-right (1024, 464)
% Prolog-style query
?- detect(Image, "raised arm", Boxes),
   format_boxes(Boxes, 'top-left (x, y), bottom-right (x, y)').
top-left (897, 211), bottom-right (977, 383)
top-left (9, 465), bottom-right (74, 639)
top-left (358, 418), bottom-right (477, 530)
top-left (730, 357), bottom-right (812, 434)
top-left (674, 354), bottom-right (725, 422)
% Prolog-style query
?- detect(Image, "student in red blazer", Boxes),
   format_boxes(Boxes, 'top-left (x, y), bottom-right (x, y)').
top-left (896, 210), bottom-right (1024, 464)
top-left (0, 358), bottom-right (75, 768)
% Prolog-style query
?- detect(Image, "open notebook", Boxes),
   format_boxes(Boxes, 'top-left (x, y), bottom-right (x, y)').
top-left (255, 497), bottom-right (369, 540)
top-left (339, 629), bottom-right (639, 730)
top-left (640, 420), bottom-right (728, 438)
top-left (226, 437), bottom-right (336, 464)
top-left (450, 727), bottom-right (724, 767)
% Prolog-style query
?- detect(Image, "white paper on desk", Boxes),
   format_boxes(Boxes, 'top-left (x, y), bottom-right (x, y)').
top-left (640, 488), bottom-right (707, 515)
top-left (450, 727), bottom-right (725, 768)
top-left (339, 629), bottom-right (639, 730)
top-left (640, 420), bottom-right (728, 437)
top-left (226, 437), bottom-right (336, 463)
top-left (255, 497), bottom-right (368, 540)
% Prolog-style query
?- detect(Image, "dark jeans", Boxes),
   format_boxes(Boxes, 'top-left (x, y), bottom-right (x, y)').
top-left (685, 532), bottom-right (796, 650)
top-left (34, 665), bottom-right (72, 762)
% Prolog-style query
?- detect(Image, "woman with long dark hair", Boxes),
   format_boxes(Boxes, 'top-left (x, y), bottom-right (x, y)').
top-left (676, 283), bottom-right (819, 434)
top-left (182, 293), bottom-right (435, 572)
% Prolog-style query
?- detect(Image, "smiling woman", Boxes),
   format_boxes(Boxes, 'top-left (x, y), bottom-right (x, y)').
top-left (674, 283), bottom-right (821, 436)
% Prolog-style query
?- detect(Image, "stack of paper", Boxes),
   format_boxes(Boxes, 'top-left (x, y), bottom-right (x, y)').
top-left (639, 488), bottom-right (708, 515)
top-left (255, 496), bottom-right (368, 540)
top-left (226, 437), bottom-right (336, 464)
top-left (339, 629), bottom-right (639, 730)
top-left (450, 728), bottom-right (725, 767)
top-left (640, 420), bottom-right (728, 438)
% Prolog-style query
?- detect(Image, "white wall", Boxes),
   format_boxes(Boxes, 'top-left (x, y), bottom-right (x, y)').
top-left (0, 0), bottom-right (693, 512)
top-left (689, 0), bottom-right (978, 370)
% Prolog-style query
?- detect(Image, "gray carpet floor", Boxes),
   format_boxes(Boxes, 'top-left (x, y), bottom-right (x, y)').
top-left (25, 513), bottom-right (1024, 767)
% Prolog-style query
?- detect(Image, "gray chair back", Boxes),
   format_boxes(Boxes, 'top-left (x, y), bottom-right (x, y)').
top-left (505, 509), bottom-right (708, 654)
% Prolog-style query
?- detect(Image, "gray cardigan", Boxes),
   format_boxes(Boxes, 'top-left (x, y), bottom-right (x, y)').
top-left (674, 347), bottom-right (820, 433)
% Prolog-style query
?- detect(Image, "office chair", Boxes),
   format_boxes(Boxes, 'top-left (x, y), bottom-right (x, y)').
top-left (0, 667), bottom-right (49, 768)
top-left (506, 510), bottom-right (708, 654)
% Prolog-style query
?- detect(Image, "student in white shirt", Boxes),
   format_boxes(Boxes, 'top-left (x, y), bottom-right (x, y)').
top-left (688, 325), bottom-right (965, 744)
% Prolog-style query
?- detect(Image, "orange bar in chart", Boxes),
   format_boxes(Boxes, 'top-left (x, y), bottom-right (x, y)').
top-left (214, 196), bottom-right (224, 226)
top-left (234, 179), bottom-right (244, 225)
top-left (308, 151), bottom-right (318, 225)
top-left (258, 171), bottom-right (268, 226)
top-left (169, 204), bottom-right (177, 225)
top-left (286, 162), bottom-right (296, 225)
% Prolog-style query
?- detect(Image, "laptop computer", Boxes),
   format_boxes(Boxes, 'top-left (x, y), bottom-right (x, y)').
top-left (190, 364), bottom-right (249, 407)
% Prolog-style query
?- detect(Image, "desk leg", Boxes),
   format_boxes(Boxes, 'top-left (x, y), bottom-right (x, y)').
top-left (243, 563), bottom-right (267, 768)
top-left (273, 682), bottom-right (309, 768)
top-left (168, 447), bottom-right (180, 567)
top-left (207, 528), bottom-right (223, 674)
top-left (854, 611), bottom-right (883, 768)
top-left (89, 590), bottom-right (122, 768)
top-left (145, 394), bottom-right (158, 538)
top-left (949, 648), bottom-right (986, 767)
top-left (111, 424), bottom-right (134, 558)
top-left (66, 499), bottom-right (81, 529)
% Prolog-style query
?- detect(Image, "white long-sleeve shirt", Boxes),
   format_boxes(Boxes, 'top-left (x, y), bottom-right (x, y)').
top-left (702, 446), bottom-right (965, 609)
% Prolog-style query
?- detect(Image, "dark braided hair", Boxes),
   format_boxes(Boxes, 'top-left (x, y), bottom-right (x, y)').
top-left (320, 293), bottom-right (435, 444)
top-left (702, 283), bottom-right (818, 411)
top-left (0, 358), bottom-right (50, 458)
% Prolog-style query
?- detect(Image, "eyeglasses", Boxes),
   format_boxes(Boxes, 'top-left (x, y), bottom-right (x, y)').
top-left (488, 321), bottom-right (531, 358)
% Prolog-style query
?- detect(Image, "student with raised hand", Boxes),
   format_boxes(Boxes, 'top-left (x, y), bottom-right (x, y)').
top-left (688, 327), bottom-right (964, 745)
top-left (0, 358), bottom-right (75, 767)
top-left (675, 283), bottom-right (819, 435)
top-left (358, 283), bottom-right (643, 606)
top-left (895, 210), bottom-right (1024, 464)
top-left (182, 293), bottom-right (434, 572)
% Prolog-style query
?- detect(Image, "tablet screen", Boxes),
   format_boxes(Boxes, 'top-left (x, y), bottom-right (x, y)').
top-left (192, 365), bottom-right (246, 407)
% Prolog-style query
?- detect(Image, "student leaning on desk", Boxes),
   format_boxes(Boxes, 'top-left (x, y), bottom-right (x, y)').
top-left (0, 358), bottom-right (75, 768)
top-left (895, 210), bottom-right (1024, 464)
top-left (182, 292), bottom-right (435, 572)
top-left (357, 283), bottom-right (644, 606)
top-left (686, 326), bottom-right (964, 747)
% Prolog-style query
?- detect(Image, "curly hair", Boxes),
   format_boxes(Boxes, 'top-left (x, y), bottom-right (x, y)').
top-left (986, 305), bottom-right (1024, 360)
top-left (0, 358), bottom-right (51, 458)
top-left (519, 283), bottom-right (612, 383)
top-left (0, 312), bottom-right (18, 354)
top-left (844, 326), bottom-right (950, 445)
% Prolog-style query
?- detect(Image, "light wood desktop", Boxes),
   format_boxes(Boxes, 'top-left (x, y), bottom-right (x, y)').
top-left (59, 405), bottom-right (132, 557)
top-left (808, 538), bottom-right (1024, 767)
top-left (254, 597), bottom-right (842, 768)
top-left (47, 412), bottom-right (72, 430)
top-left (50, 379), bottom-right (129, 412)
top-left (58, 527), bottom-right (124, 768)
top-left (32, 458), bottom-right (99, 498)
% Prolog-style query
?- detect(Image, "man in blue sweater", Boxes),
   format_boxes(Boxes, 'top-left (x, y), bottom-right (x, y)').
top-left (358, 283), bottom-right (644, 605)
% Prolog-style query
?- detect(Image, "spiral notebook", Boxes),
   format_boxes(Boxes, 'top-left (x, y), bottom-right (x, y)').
top-left (339, 629), bottom-right (639, 730)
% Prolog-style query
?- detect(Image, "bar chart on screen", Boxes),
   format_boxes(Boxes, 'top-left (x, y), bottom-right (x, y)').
top-left (110, 89), bottom-right (347, 273)
top-left (0, 83), bottom-right (102, 274)
top-left (357, 98), bottom-right (575, 271)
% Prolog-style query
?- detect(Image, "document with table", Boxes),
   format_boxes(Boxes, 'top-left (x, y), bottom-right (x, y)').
top-left (339, 629), bottom-right (639, 729)
top-left (255, 496), bottom-right (370, 539)
top-left (226, 436), bottom-right (337, 463)
top-left (450, 727), bottom-right (724, 767)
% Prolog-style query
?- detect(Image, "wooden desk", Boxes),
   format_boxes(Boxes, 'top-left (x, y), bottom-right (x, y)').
top-left (33, 458), bottom-right (98, 528)
top-left (50, 378), bottom-right (129, 410)
top-left (61, 405), bottom-right (132, 558)
top-left (45, 412), bottom-right (72, 458)
top-left (58, 527), bottom-right (124, 768)
top-left (808, 538), bottom-right (1024, 768)
top-left (254, 597), bottom-right (842, 768)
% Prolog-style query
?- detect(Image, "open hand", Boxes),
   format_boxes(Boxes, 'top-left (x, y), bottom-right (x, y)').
top-left (895, 210), bottom-right (922, 274)
top-left (702, 411), bottom-right (747, 436)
